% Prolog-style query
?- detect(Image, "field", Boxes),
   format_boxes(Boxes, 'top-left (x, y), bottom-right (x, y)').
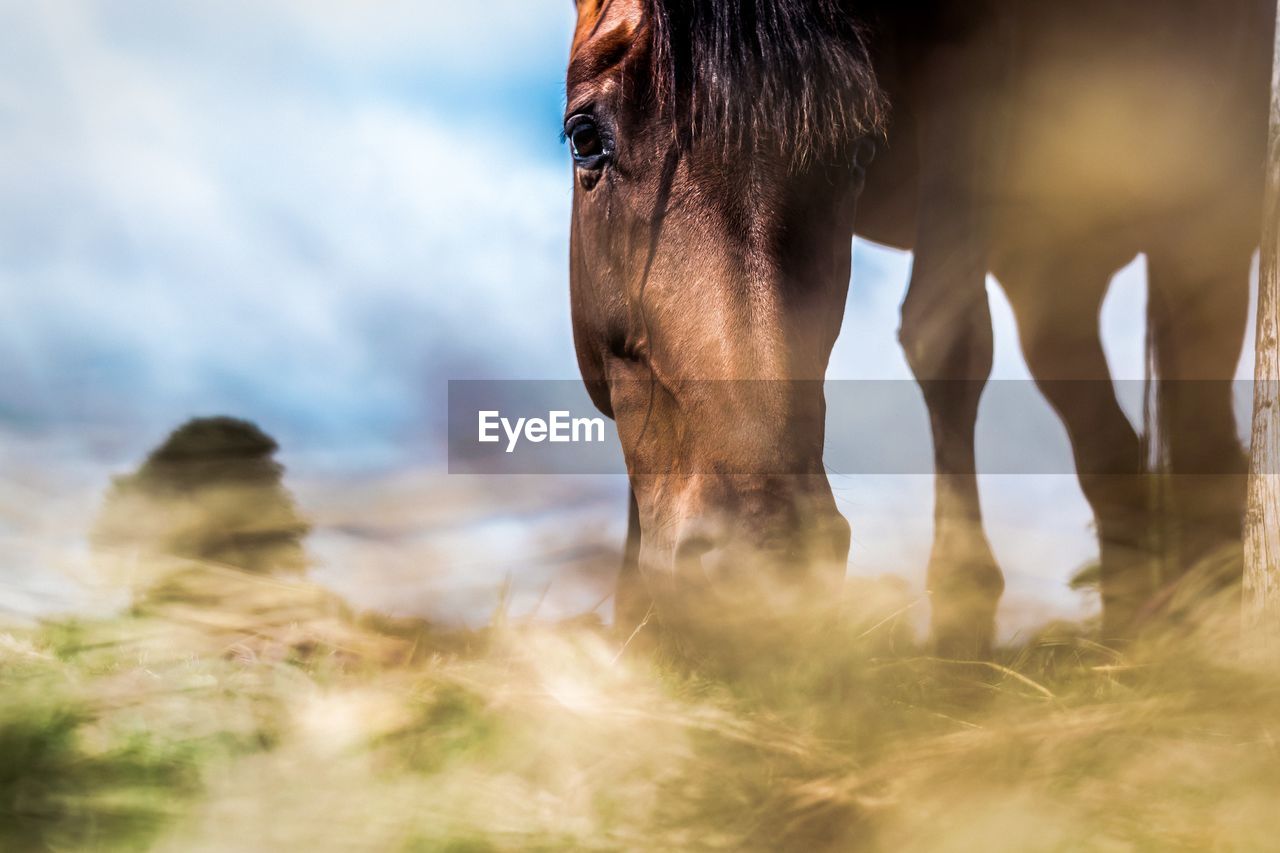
top-left (3, 560), bottom-right (1279, 852)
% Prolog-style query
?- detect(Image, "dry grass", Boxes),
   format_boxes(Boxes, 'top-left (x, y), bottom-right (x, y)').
top-left (3, 563), bottom-right (1279, 852)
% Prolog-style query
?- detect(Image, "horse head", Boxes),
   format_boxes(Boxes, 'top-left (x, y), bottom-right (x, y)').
top-left (565, 0), bottom-right (884, 642)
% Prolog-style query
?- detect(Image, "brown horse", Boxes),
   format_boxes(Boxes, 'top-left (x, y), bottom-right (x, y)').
top-left (565, 0), bottom-right (1273, 657)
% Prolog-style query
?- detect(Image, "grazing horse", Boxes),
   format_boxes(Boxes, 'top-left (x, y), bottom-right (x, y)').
top-left (565, 0), bottom-right (1274, 656)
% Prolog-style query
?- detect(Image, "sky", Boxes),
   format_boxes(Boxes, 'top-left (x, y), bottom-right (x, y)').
top-left (0, 1), bottom-right (1259, 635)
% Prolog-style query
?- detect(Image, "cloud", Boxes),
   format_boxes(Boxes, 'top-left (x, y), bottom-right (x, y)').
top-left (0, 1), bottom-right (580, 465)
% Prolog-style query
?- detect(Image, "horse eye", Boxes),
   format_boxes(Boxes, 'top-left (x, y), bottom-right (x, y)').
top-left (572, 123), bottom-right (602, 158)
top-left (566, 116), bottom-right (610, 167)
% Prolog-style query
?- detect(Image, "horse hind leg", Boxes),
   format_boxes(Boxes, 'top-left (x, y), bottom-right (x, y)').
top-left (1146, 235), bottom-right (1252, 626)
top-left (995, 248), bottom-right (1155, 644)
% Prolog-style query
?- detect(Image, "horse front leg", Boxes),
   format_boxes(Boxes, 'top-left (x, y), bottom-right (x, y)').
top-left (900, 260), bottom-right (1002, 660)
top-left (893, 17), bottom-right (1006, 660)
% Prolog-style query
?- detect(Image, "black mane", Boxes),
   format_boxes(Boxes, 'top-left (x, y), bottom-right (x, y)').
top-left (644, 0), bottom-right (886, 167)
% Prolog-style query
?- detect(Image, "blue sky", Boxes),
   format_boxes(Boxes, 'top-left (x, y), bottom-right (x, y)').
top-left (0, 0), bottom-right (581, 467)
top-left (0, 2), bottom-right (1258, 631)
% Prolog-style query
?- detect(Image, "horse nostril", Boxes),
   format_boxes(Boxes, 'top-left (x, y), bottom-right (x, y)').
top-left (674, 533), bottom-right (717, 568)
top-left (673, 516), bottom-right (727, 581)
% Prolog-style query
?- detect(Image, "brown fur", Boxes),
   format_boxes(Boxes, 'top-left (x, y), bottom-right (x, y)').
top-left (567, 0), bottom-right (1272, 654)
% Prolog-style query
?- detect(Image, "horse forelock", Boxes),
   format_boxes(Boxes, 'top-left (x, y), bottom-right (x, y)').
top-left (569, 0), bottom-right (886, 168)
top-left (644, 0), bottom-right (886, 168)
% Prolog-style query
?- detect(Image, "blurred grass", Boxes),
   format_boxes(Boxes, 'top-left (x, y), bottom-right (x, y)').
top-left (3, 564), bottom-right (1279, 851)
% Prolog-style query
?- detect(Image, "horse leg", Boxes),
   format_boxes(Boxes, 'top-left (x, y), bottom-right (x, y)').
top-left (995, 249), bottom-right (1153, 643)
top-left (900, 283), bottom-right (1001, 661)
top-left (897, 15), bottom-right (1008, 660)
top-left (1146, 237), bottom-right (1252, 618)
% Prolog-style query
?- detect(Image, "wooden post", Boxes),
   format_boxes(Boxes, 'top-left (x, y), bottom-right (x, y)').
top-left (1244, 4), bottom-right (1280, 641)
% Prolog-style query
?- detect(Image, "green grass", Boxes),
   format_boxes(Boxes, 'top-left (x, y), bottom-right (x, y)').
top-left (2, 566), bottom-right (1279, 851)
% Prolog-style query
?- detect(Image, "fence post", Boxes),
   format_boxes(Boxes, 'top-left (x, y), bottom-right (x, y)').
top-left (1243, 3), bottom-right (1280, 645)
